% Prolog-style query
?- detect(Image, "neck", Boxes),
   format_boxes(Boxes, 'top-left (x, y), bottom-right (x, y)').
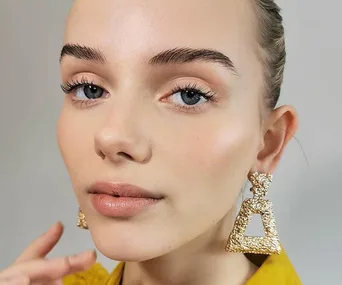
top-left (122, 211), bottom-right (258, 285)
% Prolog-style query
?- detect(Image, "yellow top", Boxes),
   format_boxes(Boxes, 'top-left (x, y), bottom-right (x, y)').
top-left (63, 249), bottom-right (302, 285)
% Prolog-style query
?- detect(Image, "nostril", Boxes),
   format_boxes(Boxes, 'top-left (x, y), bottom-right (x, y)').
top-left (117, 151), bottom-right (134, 160)
top-left (97, 149), bottom-right (106, 160)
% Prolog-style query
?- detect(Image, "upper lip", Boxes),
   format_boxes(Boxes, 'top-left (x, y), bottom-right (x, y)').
top-left (88, 181), bottom-right (164, 199)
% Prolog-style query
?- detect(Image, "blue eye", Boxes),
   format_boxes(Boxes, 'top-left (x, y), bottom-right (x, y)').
top-left (171, 88), bottom-right (209, 106)
top-left (61, 77), bottom-right (106, 100)
top-left (168, 83), bottom-right (216, 108)
top-left (75, 84), bottom-right (104, 100)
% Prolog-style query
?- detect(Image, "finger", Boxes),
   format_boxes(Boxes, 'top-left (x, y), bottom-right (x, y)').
top-left (0, 274), bottom-right (29, 285)
top-left (29, 279), bottom-right (62, 285)
top-left (47, 279), bottom-right (63, 285)
top-left (29, 281), bottom-right (62, 285)
top-left (1, 250), bottom-right (96, 282)
top-left (15, 222), bottom-right (64, 263)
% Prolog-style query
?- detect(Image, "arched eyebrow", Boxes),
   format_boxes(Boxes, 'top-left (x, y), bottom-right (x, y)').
top-left (60, 45), bottom-right (238, 75)
top-left (149, 47), bottom-right (238, 75)
top-left (60, 44), bottom-right (106, 63)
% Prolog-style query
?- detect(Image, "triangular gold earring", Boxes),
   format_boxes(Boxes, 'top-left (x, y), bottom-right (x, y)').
top-left (225, 172), bottom-right (281, 255)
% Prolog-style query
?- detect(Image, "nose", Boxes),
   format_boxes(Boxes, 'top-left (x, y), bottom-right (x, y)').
top-left (94, 112), bottom-right (152, 164)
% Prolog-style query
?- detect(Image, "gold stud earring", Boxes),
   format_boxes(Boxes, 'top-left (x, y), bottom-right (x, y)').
top-left (77, 208), bottom-right (88, 230)
top-left (225, 172), bottom-right (281, 255)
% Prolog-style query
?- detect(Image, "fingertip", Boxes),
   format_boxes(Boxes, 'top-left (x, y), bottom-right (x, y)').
top-left (84, 250), bottom-right (97, 268)
top-left (76, 249), bottom-right (97, 261)
top-left (44, 221), bottom-right (63, 236)
top-left (40, 221), bottom-right (64, 244)
top-left (90, 249), bottom-right (97, 260)
top-left (84, 251), bottom-right (97, 270)
top-left (54, 221), bottom-right (64, 231)
top-left (68, 249), bottom-right (97, 271)
top-left (43, 222), bottom-right (64, 241)
top-left (88, 250), bottom-right (97, 264)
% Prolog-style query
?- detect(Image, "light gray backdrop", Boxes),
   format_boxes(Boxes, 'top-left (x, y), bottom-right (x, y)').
top-left (0, 1), bottom-right (341, 284)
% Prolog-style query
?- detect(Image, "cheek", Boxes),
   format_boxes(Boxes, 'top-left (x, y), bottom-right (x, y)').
top-left (161, 117), bottom-right (260, 216)
top-left (56, 107), bottom-right (95, 191)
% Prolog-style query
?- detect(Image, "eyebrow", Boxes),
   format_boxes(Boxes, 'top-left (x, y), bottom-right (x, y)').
top-left (60, 44), bottom-right (106, 63)
top-left (149, 47), bottom-right (238, 75)
top-left (60, 44), bottom-right (237, 75)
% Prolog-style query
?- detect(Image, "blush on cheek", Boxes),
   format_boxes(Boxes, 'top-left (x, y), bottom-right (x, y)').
top-left (188, 124), bottom-right (258, 177)
top-left (186, 126), bottom-right (258, 215)
top-left (57, 115), bottom-right (94, 187)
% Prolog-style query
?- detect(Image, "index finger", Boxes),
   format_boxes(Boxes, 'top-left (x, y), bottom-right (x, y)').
top-left (15, 222), bottom-right (64, 263)
top-left (3, 250), bottom-right (97, 282)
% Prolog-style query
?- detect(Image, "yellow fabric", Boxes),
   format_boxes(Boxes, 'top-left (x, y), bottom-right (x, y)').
top-left (63, 263), bottom-right (110, 285)
top-left (63, 250), bottom-right (301, 285)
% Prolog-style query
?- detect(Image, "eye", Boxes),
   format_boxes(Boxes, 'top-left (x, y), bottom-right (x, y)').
top-left (61, 77), bottom-right (107, 100)
top-left (75, 84), bottom-right (104, 100)
top-left (61, 78), bottom-right (108, 108)
top-left (168, 83), bottom-right (215, 107)
top-left (171, 89), bottom-right (207, 105)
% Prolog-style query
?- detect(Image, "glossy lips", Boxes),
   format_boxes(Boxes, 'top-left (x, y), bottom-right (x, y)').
top-left (89, 182), bottom-right (163, 218)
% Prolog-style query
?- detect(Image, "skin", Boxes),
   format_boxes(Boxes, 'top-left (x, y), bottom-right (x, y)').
top-left (0, 0), bottom-right (297, 284)
top-left (57, 0), bottom-right (298, 284)
top-left (0, 223), bottom-right (96, 285)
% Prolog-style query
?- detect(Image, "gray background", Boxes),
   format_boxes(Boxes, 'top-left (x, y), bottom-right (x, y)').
top-left (0, 1), bottom-right (341, 284)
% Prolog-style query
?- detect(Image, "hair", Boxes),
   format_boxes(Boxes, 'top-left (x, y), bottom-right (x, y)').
top-left (250, 0), bottom-right (286, 109)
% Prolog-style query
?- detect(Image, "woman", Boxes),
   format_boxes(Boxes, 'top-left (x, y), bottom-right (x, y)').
top-left (0, 0), bottom-right (302, 284)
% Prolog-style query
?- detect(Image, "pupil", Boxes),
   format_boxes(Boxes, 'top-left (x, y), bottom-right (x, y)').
top-left (84, 84), bottom-right (103, 99)
top-left (181, 90), bottom-right (201, 105)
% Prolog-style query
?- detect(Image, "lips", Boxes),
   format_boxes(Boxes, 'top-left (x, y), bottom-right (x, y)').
top-left (88, 181), bottom-right (164, 199)
top-left (88, 181), bottom-right (163, 218)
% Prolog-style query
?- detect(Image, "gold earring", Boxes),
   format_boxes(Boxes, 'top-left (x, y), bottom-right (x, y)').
top-left (225, 172), bottom-right (281, 255)
top-left (77, 208), bottom-right (88, 230)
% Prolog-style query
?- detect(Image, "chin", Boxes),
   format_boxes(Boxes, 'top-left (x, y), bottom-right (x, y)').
top-left (96, 243), bottom-right (157, 262)
top-left (88, 220), bottom-right (177, 262)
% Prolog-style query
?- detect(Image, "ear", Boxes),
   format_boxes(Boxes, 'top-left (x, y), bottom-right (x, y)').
top-left (252, 105), bottom-right (298, 173)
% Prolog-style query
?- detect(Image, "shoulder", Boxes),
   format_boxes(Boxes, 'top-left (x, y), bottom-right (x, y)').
top-left (63, 263), bottom-right (110, 285)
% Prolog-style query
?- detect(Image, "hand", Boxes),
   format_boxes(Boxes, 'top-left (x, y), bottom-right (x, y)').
top-left (0, 222), bottom-right (96, 285)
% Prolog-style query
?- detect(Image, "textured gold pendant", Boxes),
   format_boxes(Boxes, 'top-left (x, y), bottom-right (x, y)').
top-left (77, 208), bottom-right (89, 230)
top-left (225, 172), bottom-right (281, 255)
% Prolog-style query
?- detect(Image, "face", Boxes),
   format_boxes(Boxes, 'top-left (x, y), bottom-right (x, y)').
top-left (57, 0), bottom-right (265, 261)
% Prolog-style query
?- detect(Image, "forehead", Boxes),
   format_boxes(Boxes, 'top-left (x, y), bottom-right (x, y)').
top-left (64, 0), bottom-right (259, 73)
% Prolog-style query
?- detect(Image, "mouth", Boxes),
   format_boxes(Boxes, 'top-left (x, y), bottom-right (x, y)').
top-left (88, 181), bottom-right (164, 199)
top-left (88, 181), bottom-right (164, 218)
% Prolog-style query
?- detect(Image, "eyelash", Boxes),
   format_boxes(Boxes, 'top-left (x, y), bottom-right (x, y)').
top-left (167, 82), bottom-right (217, 113)
top-left (60, 78), bottom-right (217, 112)
top-left (60, 77), bottom-right (104, 108)
top-left (60, 77), bottom-right (91, 94)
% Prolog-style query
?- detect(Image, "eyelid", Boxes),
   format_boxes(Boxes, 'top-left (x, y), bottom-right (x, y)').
top-left (61, 74), bottom-right (107, 93)
top-left (156, 79), bottom-right (219, 114)
top-left (169, 82), bottom-right (216, 102)
top-left (159, 77), bottom-right (217, 97)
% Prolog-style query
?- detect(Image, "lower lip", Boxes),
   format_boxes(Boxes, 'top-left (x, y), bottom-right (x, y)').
top-left (90, 194), bottom-right (161, 217)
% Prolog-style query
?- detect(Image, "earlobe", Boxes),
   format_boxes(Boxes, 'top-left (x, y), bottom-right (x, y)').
top-left (253, 105), bottom-right (298, 173)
